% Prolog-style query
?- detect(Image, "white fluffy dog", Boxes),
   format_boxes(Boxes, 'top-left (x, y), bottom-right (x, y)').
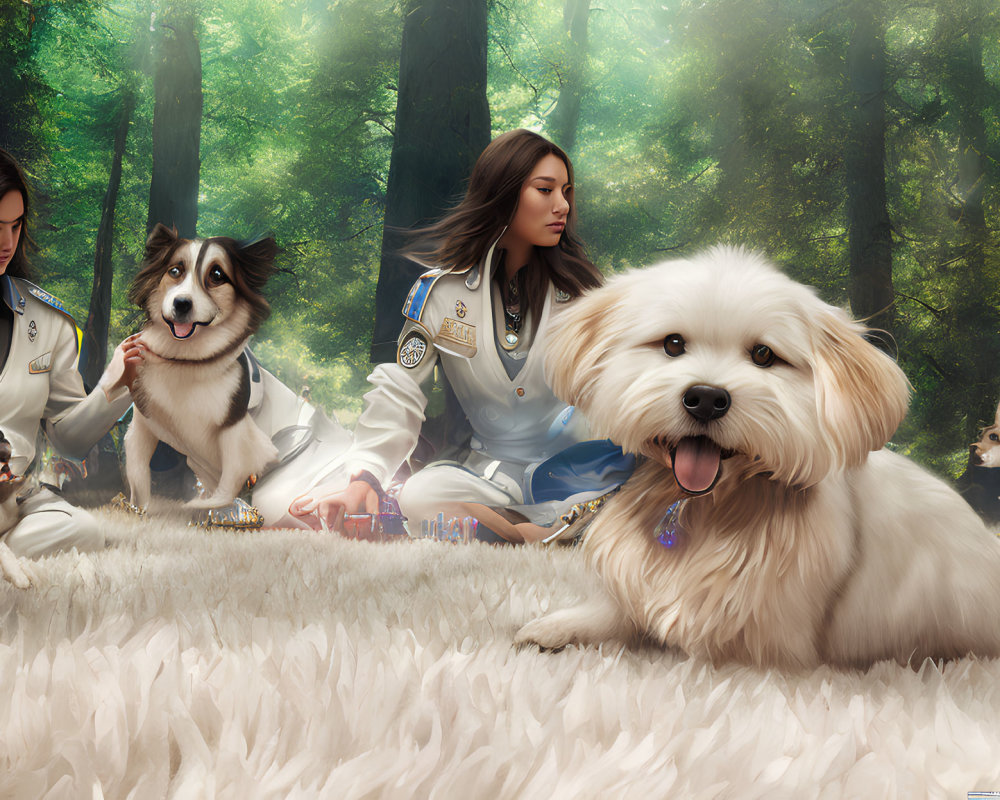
top-left (515, 247), bottom-right (1000, 669)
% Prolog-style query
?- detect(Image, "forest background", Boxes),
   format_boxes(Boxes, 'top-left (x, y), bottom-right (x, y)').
top-left (1, 0), bottom-right (999, 479)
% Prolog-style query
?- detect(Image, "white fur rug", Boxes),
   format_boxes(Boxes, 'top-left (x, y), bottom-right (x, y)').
top-left (1, 510), bottom-right (999, 799)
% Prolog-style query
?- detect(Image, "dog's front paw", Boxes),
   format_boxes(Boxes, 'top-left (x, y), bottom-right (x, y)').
top-left (515, 612), bottom-right (579, 650)
top-left (515, 598), bottom-right (634, 651)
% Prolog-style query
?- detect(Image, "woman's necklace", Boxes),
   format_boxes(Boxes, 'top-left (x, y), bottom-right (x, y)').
top-left (500, 273), bottom-right (522, 350)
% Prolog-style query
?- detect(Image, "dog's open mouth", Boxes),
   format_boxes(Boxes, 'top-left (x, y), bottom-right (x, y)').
top-left (651, 435), bottom-right (734, 495)
top-left (165, 318), bottom-right (200, 339)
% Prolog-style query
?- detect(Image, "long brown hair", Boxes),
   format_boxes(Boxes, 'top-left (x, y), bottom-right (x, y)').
top-left (0, 149), bottom-right (36, 281)
top-left (408, 129), bottom-right (602, 313)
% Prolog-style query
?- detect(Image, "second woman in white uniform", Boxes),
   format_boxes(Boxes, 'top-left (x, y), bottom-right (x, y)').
top-left (290, 130), bottom-right (614, 543)
top-left (0, 149), bottom-right (140, 563)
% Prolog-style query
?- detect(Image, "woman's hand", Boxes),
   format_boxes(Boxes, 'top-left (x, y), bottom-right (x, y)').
top-left (289, 479), bottom-right (381, 537)
top-left (99, 333), bottom-right (149, 398)
top-left (117, 334), bottom-right (148, 392)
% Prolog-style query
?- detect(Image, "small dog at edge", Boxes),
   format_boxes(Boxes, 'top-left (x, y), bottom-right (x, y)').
top-left (959, 406), bottom-right (1000, 524)
top-left (0, 430), bottom-right (23, 533)
top-left (515, 246), bottom-right (1000, 669)
top-left (970, 407), bottom-right (1000, 469)
top-left (0, 430), bottom-right (29, 588)
top-left (125, 224), bottom-right (279, 511)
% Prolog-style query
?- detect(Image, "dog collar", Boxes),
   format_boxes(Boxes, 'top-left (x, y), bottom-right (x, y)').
top-left (141, 334), bottom-right (248, 367)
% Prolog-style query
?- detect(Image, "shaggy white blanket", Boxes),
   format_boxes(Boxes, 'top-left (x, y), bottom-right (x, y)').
top-left (1, 509), bottom-right (999, 800)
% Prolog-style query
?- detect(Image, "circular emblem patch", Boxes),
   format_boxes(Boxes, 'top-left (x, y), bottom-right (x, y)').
top-left (398, 331), bottom-right (428, 369)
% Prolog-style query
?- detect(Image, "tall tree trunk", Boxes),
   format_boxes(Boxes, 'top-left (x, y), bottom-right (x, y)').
top-left (941, 11), bottom-right (988, 241)
top-left (547, 0), bottom-right (591, 152)
top-left (81, 90), bottom-right (134, 389)
top-left (370, 0), bottom-right (491, 363)
top-left (144, 10), bottom-right (202, 498)
top-left (146, 11), bottom-right (202, 237)
top-left (707, 1), bottom-right (757, 227)
top-left (937, 2), bottom-right (1000, 435)
top-left (845, 3), bottom-right (894, 337)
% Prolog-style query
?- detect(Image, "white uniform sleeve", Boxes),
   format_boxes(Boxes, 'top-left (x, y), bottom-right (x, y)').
top-left (344, 321), bottom-right (438, 487)
top-left (42, 316), bottom-right (132, 460)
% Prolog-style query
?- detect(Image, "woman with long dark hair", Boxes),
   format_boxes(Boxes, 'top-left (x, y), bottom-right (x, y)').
top-left (290, 130), bottom-right (614, 542)
top-left (0, 149), bottom-right (141, 567)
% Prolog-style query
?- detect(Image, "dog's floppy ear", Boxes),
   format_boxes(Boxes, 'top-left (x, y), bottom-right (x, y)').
top-left (144, 223), bottom-right (179, 260)
top-left (808, 304), bottom-right (910, 470)
top-left (129, 224), bottom-right (182, 310)
top-left (544, 282), bottom-right (623, 409)
top-left (235, 235), bottom-right (280, 294)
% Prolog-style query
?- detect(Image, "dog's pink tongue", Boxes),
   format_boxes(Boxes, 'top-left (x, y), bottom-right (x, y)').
top-left (670, 436), bottom-right (722, 495)
top-left (172, 321), bottom-right (194, 339)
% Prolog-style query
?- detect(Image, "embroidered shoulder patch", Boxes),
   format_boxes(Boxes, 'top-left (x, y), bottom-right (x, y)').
top-left (398, 330), bottom-right (429, 369)
top-left (402, 271), bottom-right (444, 323)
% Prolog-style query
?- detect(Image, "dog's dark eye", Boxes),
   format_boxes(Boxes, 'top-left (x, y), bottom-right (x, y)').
top-left (207, 265), bottom-right (228, 286)
top-left (663, 334), bottom-right (685, 357)
top-left (991, 433), bottom-right (999, 443)
top-left (167, 265), bottom-right (183, 279)
top-left (750, 344), bottom-right (777, 367)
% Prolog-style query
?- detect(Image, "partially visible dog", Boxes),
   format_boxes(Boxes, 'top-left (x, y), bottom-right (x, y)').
top-left (959, 407), bottom-right (1000, 524)
top-left (0, 431), bottom-right (23, 527)
top-left (124, 224), bottom-right (280, 511)
top-left (0, 430), bottom-right (29, 588)
top-left (970, 410), bottom-right (1000, 469)
top-left (515, 246), bottom-right (1000, 669)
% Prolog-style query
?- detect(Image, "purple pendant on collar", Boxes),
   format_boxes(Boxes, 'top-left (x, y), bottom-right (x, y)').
top-left (655, 500), bottom-right (686, 549)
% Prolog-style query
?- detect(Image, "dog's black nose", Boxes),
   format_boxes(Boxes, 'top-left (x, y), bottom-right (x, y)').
top-left (173, 296), bottom-right (193, 316)
top-left (683, 385), bottom-right (731, 422)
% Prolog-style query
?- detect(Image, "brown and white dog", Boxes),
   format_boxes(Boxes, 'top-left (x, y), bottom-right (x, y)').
top-left (970, 408), bottom-right (1000, 469)
top-left (124, 224), bottom-right (280, 511)
top-left (958, 405), bottom-right (1000, 524)
top-left (515, 246), bottom-right (1000, 669)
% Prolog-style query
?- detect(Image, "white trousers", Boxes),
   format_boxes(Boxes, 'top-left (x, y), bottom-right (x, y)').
top-left (397, 462), bottom-right (519, 528)
top-left (396, 457), bottom-right (588, 529)
top-left (2, 487), bottom-right (104, 558)
top-left (251, 438), bottom-right (351, 530)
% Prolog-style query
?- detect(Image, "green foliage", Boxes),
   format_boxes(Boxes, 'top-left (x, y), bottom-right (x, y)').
top-left (9, 0), bottom-right (1000, 477)
top-left (17, 0), bottom-right (400, 415)
top-left (195, 0), bottom-right (401, 385)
